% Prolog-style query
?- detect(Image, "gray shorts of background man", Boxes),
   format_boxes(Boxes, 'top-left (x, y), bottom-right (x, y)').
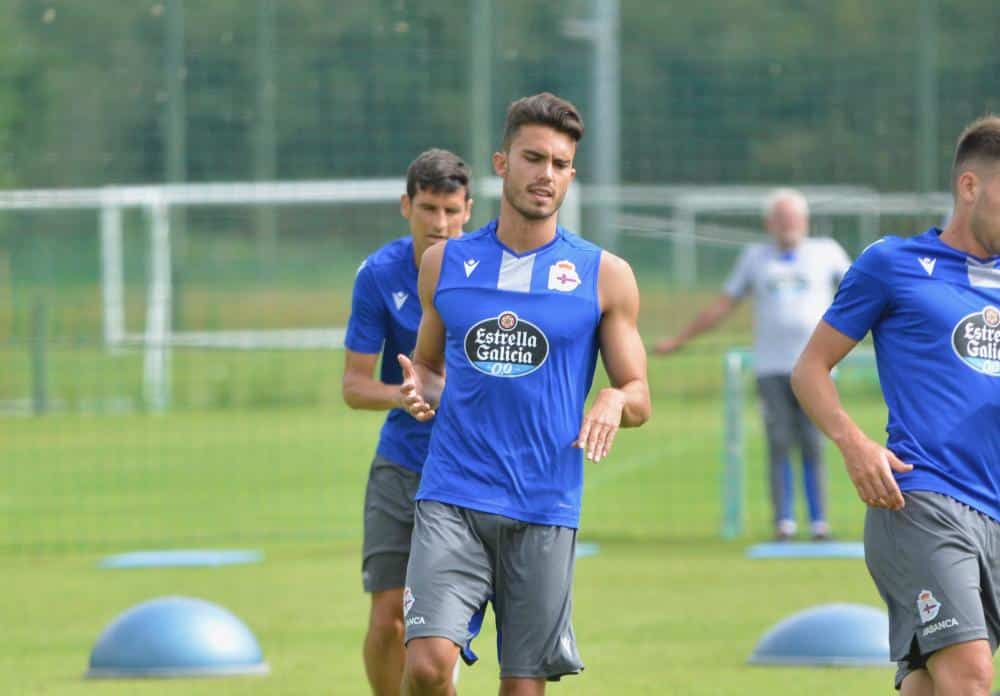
top-left (654, 189), bottom-right (850, 540)
top-left (342, 149), bottom-right (472, 696)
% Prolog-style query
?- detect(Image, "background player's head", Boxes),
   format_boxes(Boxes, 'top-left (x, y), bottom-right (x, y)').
top-left (401, 148), bottom-right (473, 261)
top-left (951, 115), bottom-right (1000, 256)
top-left (763, 188), bottom-right (809, 250)
top-left (493, 92), bottom-right (584, 222)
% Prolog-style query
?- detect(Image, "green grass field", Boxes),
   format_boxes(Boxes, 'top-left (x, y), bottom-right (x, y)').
top-left (0, 351), bottom-right (914, 695)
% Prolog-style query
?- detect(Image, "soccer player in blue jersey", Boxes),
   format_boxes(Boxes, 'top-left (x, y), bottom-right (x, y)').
top-left (792, 116), bottom-right (1000, 696)
top-left (396, 93), bottom-right (651, 695)
top-left (342, 149), bottom-right (472, 696)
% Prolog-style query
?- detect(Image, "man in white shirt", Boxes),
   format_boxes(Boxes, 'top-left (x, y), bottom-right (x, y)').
top-left (654, 188), bottom-right (850, 540)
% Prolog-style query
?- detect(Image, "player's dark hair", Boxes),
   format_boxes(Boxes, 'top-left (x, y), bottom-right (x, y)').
top-left (405, 149), bottom-right (471, 200)
top-left (952, 115), bottom-right (1000, 188)
top-left (501, 92), bottom-right (584, 150)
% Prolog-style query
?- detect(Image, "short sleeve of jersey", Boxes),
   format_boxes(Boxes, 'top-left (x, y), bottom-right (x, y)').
top-left (723, 247), bottom-right (755, 298)
top-left (821, 241), bottom-right (892, 341)
top-left (344, 261), bottom-right (387, 354)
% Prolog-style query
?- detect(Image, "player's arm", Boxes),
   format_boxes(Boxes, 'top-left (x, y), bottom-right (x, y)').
top-left (652, 293), bottom-right (737, 354)
top-left (397, 242), bottom-right (447, 422)
top-left (341, 349), bottom-right (403, 411)
top-left (342, 259), bottom-right (399, 410)
top-left (576, 253), bottom-right (652, 462)
top-left (653, 246), bottom-right (751, 354)
top-left (791, 321), bottom-right (912, 510)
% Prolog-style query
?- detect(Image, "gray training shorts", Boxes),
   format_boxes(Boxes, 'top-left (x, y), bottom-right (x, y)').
top-left (865, 490), bottom-right (1000, 689)
top-left (361, 454), bottom-right (421, 593)
top-left (403, 500), bottom-right (584, 681)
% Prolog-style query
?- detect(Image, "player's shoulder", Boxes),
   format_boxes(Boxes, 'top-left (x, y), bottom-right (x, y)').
top-left (366, 235), bottom-right (414, 268)
top-left (558, 226), bottom-right (603, 255)
top-left (446, 224), bottom-right (492, 249)
top-left (436, 224), bottom-right (493, 264)
top-left (850, 233), bottom-right (944, 283)
top-left (855, 235), bottom-right (905, 263)
top-left (596, 248), bottom-right (637, 290)
top-left (356, 237), bottom-right (414, 287)
top-left (419, 236), bottom-right (447, 269)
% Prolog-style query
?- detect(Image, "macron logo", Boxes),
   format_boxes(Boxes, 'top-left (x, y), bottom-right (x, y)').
top-left (392, 292), bottom-right (408, 311)
top-left (919, 257), bottom-right (936, 276)
top-left (464, 259), bottom-right (480, 277)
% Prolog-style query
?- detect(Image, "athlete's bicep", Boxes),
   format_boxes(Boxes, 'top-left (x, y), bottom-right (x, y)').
top-left (800, 320), bottom-right (860, 371)
top-left (342, 348), bottom-right (380, 381)
top-left (823, 243), bottom-right (894, 340)
top-left (413, 242), bottom-right (447, 373)
top-left (344, 263), bottom-right (388, 353)
top-left (597, 253), bottom-right (647, 388)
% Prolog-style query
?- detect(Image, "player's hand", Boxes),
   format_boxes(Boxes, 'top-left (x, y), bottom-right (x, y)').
top-left (397, 354), bottom-right (436, 422)
top-left (574, 388), bottom-right (626, 462)
top-left (652, 336), bottom-right (682, 355)
top-left (840, 436), bottom-right (913, 510)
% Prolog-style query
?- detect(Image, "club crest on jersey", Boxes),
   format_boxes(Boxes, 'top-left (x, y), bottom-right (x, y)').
top-left (952, 305), bottom-right (1000, 376)
top-left (464, 310), bottom-right (549, 378)
top-left (917, 590), bottom-right (941, 624)
top-left (403, 587), bottom-right (415, 617)
top-left (548, 260), bottom-right (581, 292)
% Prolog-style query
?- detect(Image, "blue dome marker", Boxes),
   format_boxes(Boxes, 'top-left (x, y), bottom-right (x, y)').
top-left (749, 603), bottom-right (890, 667)
top-left (99, 549), bottom-right (264, 569)
top-left (86, 596), bottom-right (269, 678)
top-left (746, 541), bottom-right (865, 560)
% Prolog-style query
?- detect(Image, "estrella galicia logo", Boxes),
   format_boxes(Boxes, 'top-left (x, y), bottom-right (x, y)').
top-left (952, 305), bottom-right (1000, 376)
top-left (464, 311), bottom-right (549, 378)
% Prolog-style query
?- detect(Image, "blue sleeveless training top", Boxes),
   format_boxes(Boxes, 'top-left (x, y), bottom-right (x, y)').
top-left (416, 220), bottom-right (603, 528)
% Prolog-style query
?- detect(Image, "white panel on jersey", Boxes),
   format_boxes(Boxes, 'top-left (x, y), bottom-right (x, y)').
top-left (967, 258), bottom-right (1000, 288)
top-left (497, 251), bottom-right (535, 293)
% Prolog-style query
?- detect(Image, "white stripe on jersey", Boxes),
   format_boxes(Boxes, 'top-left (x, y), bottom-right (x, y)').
top-left (967, 258), bottom-right (1000, 288)
top-left (497, 251), bottom-right (535, 293)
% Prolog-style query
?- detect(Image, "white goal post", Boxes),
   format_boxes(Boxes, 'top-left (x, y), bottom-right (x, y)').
top-left (0, 180), bottom-right (951, 413)
top-left (0, 178), bottom-right (580, 411)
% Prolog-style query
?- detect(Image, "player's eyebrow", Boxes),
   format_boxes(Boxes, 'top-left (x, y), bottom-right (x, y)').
top-left (522, 148), bottom-right (571, 167)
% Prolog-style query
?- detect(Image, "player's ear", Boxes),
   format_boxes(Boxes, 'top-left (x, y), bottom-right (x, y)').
top-left (463, 196), bottom-right (474, 225)
top-left (492, 151), bottom-right (507, 177)
top-left (400, 193), bottom-right (412, 220)
top-left (956, 170), bottom-right (979, 204)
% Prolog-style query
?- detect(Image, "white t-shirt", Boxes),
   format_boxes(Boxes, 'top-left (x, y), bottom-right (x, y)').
top-left (724, 237), bottom-right (851, 376)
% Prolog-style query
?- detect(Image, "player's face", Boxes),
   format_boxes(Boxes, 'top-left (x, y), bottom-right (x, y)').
top-left (766, 198), bottom-right (808, 248)
top-left (970, 164), bottom-right (1000, 257)
top-left (495, 125), bottom-right (576, 221)
top-left (401, 187), bottom-right (473, 261)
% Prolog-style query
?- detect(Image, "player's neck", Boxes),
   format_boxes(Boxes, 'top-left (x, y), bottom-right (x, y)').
top-left (940, 215), bottom-right (992, 259)
top-left (496, 201), bottom-right (558, 254)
